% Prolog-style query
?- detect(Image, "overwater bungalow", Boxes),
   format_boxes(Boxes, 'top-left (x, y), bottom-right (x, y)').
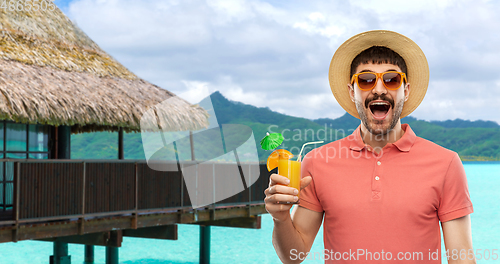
top-left (0, 4), bottom-right (267, 264)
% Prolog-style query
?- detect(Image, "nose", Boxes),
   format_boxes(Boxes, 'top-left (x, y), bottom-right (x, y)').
top-left (371, 76), bottom-right (387, 95)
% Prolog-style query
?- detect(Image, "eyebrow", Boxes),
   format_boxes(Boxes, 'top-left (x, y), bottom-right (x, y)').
top-left (359, 69), bottom-right (399, 73)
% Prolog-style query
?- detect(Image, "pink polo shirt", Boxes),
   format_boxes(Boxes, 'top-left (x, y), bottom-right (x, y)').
top-left (299, 124), bottom-right (473, 263)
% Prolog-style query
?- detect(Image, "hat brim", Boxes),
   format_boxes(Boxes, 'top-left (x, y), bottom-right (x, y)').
top-left (329, 30), bottom-right (429, 119)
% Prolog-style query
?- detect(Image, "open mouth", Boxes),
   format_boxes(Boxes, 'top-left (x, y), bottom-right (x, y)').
top-left (369, 101), bottom-right (391, 120)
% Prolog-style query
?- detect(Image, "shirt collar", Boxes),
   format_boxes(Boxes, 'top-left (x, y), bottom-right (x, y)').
top-left (349, 123), bottom-right (416, 152)
top-left (393, 124), bottom-right (416, 152)
top-left (349, 126), bottom-right (365, 151)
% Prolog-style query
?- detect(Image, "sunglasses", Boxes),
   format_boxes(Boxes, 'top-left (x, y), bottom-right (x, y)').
top-left (350, 71), bottom-right (407, 91)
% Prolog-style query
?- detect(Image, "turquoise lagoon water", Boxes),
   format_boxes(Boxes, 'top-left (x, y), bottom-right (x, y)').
top-left (1, 162), bottom-right (499, 264)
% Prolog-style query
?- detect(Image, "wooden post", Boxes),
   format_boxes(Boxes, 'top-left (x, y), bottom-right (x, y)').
top-left (200, 225), bottom-right (211, 264)
top-left (105, 127), bottom-right (125, 260)
top-left (12, 162), bottom-right (20, 242)
top-left (51, 240), bottom-right (71, 264)
top-left (118, 127), bottom-right (124, 160)
top-left (105, 247), bottom-right (119, 264)
top-left (84, 245), bottom-right (94, 264)
top-left (51, 126), bottom-right (71, 264)
top-left (189, 131), bottom-right (195, 161)
top-left (57, 126), bottom-right (71, 159)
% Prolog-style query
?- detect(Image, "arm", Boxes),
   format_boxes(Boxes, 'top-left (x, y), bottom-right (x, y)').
top-left (265, 174), bottom-right (324, 263)
top-left (273, 205), bottom-right (323, 263)
top-left (441, 215), bottom-right (476, 264)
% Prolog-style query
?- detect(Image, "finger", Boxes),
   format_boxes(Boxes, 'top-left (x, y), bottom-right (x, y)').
top-left (266, 203), bottom-right (293, 212)
top-left (300, 176), bottom-right (312, 190)
top-left (267, 185), bottom-right (298, 195)
top-left (265, 193), bottom-right (299, 204)
top-left (269, 173), bottom-right (290, 186)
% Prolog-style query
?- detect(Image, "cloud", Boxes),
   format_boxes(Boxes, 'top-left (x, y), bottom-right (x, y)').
top-left (65, 0), bottom-right (500, 124)
top-left (178, 81), bottom-right (213, 105)
top-left (413, 79), bottom-right (500, 122)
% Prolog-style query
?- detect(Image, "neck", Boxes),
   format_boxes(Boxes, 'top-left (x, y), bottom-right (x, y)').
top-left (360, 120), bottom-right (405, 152)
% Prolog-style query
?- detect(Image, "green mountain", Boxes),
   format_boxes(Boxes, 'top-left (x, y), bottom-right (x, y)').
top-left (72, 91), bottom-right (500, 161)
top-left (429, 119), bottom-right (499, 128)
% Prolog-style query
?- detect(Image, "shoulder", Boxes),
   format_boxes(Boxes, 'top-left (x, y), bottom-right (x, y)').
top-left (412, 135), bottom-right (458, 160)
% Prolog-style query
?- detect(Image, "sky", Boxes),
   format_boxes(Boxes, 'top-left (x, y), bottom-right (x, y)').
top-left (53, 0), bottom-right (500, 124)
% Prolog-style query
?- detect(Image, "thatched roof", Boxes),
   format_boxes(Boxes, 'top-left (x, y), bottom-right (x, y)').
top-left (0, 2), bottom-right (208, 133)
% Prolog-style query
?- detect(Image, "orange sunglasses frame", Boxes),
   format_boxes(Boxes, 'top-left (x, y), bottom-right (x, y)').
top-left (350, 71), bottom-right (407, 91)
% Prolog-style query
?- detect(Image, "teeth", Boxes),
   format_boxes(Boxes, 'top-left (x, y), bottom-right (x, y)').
top-left (371, 102), bottom-right (389, 105)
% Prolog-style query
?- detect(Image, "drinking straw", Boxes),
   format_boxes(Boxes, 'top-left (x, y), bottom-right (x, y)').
top-left (297, 141), bottom-right (324, 161)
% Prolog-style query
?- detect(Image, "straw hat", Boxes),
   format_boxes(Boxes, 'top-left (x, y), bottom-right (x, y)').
top-left (328, 30), bottom-right (429, 119)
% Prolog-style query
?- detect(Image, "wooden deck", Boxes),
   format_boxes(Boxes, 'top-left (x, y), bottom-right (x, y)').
top-left (0, 160), bottom-right (269, 244)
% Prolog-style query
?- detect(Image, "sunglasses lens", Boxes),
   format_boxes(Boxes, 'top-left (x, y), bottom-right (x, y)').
top-left (357, 73), bottom-right (377, 90)
top-left (383, 72), bottom-right (402, 89)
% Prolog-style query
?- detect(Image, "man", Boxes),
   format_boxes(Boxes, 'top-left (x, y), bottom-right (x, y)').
top-left (264, 30), bottom-right (475, 263)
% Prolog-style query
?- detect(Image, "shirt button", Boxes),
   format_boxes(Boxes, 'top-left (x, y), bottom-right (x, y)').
top-left (375, 176), bottom-right (380, 180)
top-left (377, 161), bottom-right (381, 166)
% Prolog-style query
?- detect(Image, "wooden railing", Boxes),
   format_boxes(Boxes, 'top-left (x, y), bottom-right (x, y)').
top-left (0, 160), bottom-right (269, 225)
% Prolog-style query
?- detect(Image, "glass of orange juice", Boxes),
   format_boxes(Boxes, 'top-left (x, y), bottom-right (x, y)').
top-left (265, 141), bottom-right (323, 204)
top-left (277, 155), bottom-right (301, 204)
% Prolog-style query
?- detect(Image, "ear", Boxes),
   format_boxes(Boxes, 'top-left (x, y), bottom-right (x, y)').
top-left (404, 83), bottom-right (410, 102)
top-left (348, 83), bottom-right (355, 102)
